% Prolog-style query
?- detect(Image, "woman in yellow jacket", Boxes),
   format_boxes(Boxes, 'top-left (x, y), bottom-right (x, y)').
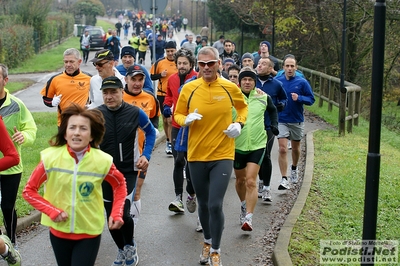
top-left (23, 104), bottom-right (127, 266)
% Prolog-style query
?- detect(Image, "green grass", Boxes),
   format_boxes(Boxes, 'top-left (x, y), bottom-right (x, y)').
top-left (289, 103), bottom-right (400, 265)
top-left (9, 18), bottom-right (114, 75)
top-left (6, 81), bottom-right (35, 94)
top-left (0, 112), bottom-right (58, 223)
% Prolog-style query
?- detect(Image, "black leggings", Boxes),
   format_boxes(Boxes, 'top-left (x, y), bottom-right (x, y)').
top-left (103, 176), bottom-right (136, 249)
top-left (0, 173), bottom-right (21, 244)
top-left (259, 129), bottom-right (275, 186)
top-left (81, 49), bottom-right (90, 63)
top-left (189, 160), bottom-right (232, 250)
top-left (171, 126), bottom-right (195, 196)
top-left (50, 232), bottom-right (101, 266)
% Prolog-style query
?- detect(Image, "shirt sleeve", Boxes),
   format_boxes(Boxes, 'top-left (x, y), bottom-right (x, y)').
top-left (22, 162), bottom-right (63, 221)
top-left (18, 104), bottom-right (37, 146)
top-left (0, 119), bottom-right (20, 171)
top-left (104, 164), bottom-right (127, 223)
top-left (138, 109), bottom-right (156, 161)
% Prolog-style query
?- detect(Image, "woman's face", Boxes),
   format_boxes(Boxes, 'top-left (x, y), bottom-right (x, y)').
top-left (64, 115), bottom-right (93, 152)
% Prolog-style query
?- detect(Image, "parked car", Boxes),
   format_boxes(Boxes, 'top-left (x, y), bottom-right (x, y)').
top-left (84, 26), bottom-right (106, 50)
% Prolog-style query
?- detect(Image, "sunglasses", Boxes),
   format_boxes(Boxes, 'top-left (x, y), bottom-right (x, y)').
top-left (229, 75), bottom-right (238, 78)
top-left (93, 60), bottom-right (110, 67)
top-left (197, 60), bottom-right (218, 68)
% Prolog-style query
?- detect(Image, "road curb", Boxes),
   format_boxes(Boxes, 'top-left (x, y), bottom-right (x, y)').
top-left (272, 130), bottom-right (316, 266)
top-left (13, 133), bottom-right (167, 234)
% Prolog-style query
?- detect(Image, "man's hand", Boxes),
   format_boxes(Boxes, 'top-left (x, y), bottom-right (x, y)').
top-left (184, 108), bottom-right (202, 126)
top-left (163, 105), bottom-right (172, 118)
top-left (12, 126), bottom-right (25, 145)
top-left (136, 156), bottom-right (149, 171)
top-left (276, 102), bottom-right (285, 112)
top-left (223, 122), bottom-right (242, 138)
top-left (52, 94), bottom-right (62, 107)
top-left (270, 125), bottom-right (279, 136)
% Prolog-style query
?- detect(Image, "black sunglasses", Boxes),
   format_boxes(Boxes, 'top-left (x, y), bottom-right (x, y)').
top-left (197, 60), bottom-right (218, 68)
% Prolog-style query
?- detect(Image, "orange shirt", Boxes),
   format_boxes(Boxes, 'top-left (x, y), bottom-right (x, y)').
top-left (150, 58), bottom-right (177, 96)
top-left (41, 71), bottom-right (91, 126)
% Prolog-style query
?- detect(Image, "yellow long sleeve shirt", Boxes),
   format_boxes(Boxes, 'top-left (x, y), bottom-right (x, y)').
top-left (174, 77), bottom-right (248, 162)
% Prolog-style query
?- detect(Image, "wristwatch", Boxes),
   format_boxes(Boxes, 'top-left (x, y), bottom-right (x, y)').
top-left (238, 122), bottom-right (244, 129)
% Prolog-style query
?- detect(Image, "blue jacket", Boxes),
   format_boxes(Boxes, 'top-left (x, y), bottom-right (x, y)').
top-left (116, 64), bottom-right (154, 94)
top-left (275, 75), bottom-right (315, 123)
top-left (256, 75), bottom-right (287, 129)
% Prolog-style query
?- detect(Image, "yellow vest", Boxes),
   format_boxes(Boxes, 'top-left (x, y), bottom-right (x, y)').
top-left (41, 146), bottom-right (113, 235)
top-left (138, 38), bottom-right (148, 52)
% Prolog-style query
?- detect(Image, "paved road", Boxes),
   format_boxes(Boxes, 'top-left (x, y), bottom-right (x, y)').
top-left (3, 18), bottom-right (320, 265)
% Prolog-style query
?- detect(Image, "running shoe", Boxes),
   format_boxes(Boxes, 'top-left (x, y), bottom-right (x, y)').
top-left (209, 252), bottom-right (223, 266)
top-left (278, 177), bottom-right (290, 190)
top-left (124, 243), bottom-right (139, 266)
top-left (0, 234), bottom-right (21, 266)
top-left (168, 196), bottom-right (185, 213)
top-left (291, 167), bottom-right (299, 184)
top-left (112, 248), bottom-right (125, 266)
top-left (241, 216), bottom-right (253, 231)
top-left (199, 243), bottom-right (211, 265)
top-left (196, 217), bottom-right (203, 232)
top-left (165, 141), bottom-right (173, 155)
top-left (239, 205), bottom-right (246, 225)
top-left (186, 195), bottom-right (197, 213)
top-left (262, 188), bottom-right (272, 202)
top-left (257, 180), bottom-right (264, 198)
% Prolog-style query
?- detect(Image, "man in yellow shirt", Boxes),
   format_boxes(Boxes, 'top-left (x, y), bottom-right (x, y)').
top-left (174, 46), bottom-right (248, 266)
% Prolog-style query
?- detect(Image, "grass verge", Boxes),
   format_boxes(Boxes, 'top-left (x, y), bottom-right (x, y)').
top-left (6, 81), bottom-right (35, 94)
top-left (289, 102), bottom-right (400, 265)
top-left (0, 112), bottom-right (58, 223)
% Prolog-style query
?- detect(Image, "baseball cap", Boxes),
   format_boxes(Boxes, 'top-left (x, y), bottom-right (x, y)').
top-left (126, 65), bottom-right (145, 77)
top-left (100, 76), bottom-right (123, 90)
top-left (90, 49), bottom-right (114, 63)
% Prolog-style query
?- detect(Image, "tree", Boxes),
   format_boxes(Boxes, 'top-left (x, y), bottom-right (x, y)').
top-left (73, 0), bottom-right (105, 26)
top-left (207, 0), bottom-right (241, 33)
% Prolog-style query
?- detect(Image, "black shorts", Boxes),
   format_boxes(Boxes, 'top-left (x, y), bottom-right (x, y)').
top-left (157, 96), bottom-right (166, 110)
top-left (234, 148), bottom-right (265, 170)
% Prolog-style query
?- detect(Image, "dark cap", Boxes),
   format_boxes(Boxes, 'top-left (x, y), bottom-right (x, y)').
top-left (100, 76), bottom-right (123, 90)
top-left (239, 67), bottom-right (257, 84)
top-left (126, 65), bottom-right (145, 77)
top-left (90, 49), bottom-right (114, 63)
top-left (223, 58), bottom-right (235, 65)
top-left (121, 46), bottom-right (135, 59)
top-left (219, 35), bottom-right (225, 39)
top-left (260, 41), bottom-right (271, 52)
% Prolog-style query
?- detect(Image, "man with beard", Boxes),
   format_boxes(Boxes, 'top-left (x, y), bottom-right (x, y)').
top-left (163, 48), bottom-right (197, 214)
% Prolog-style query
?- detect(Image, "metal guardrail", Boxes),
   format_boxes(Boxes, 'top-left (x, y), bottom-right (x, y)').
top-left (296, 65), bottom-right (362, 136)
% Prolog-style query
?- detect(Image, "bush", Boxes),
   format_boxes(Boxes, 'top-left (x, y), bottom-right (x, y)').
top-left (0, 25), bottom-right (34, 68)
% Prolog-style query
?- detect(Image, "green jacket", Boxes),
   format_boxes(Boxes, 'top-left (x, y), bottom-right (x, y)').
top-left (0, 88), bottom-right (37, 174)
top-left (235, 89), bottom-right (267, 152)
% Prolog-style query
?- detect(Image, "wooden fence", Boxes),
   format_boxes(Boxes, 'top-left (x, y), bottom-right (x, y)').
top-left (296, 65), bottom-right (362, 136)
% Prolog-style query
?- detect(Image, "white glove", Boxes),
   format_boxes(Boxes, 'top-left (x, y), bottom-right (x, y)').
top-left (223, 122), bottom-right (242, 138)
top-left (184, 108), bottom-right (203, 126)
top-left (52, 94), bottom-right (62, 107)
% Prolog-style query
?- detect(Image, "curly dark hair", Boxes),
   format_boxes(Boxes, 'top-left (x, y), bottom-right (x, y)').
top-left (174, 48), bottom-right (195, 69)
top-left (50, 104), bottom-right (105, 148)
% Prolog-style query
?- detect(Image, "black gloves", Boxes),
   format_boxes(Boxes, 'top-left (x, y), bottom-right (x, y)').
top-left (270, 125), bottom-right (279, 136)
top-left (276, 102), bottom-right (285, 112)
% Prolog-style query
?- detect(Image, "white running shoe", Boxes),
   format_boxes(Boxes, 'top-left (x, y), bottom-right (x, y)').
top-left (278, 177), bottom-right (290, 190)
top-left (291, 167), bottom-right (299, 184)
top-left (262, 188), bottom-right (272, 202)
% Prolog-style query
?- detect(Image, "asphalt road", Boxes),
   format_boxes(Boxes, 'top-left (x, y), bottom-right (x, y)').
top-left (3, 19), bottom-right (322, 265)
